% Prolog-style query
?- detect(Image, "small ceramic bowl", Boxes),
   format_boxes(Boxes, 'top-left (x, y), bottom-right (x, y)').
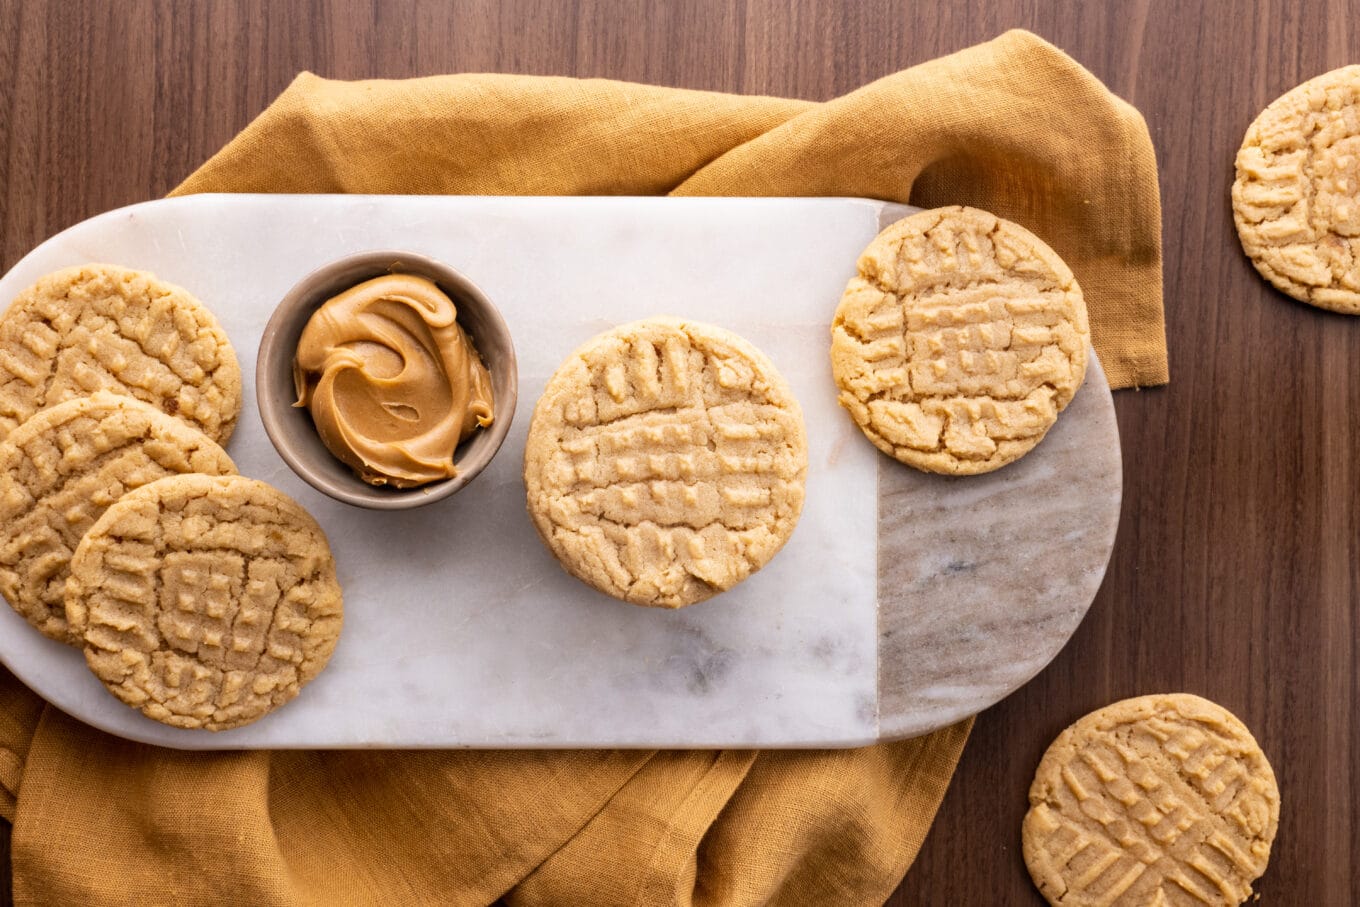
top-left (257, 250), bottom-right (517, 510)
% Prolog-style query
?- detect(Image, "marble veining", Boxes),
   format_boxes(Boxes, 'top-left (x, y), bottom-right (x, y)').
top-left (877, 354), bottom-right (1122, 738)
top-left (0, 195), bottom-right (1120, 749)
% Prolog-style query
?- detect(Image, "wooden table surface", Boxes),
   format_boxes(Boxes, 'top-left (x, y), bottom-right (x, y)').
top-left (1, 0), bottom-right (1357, 903)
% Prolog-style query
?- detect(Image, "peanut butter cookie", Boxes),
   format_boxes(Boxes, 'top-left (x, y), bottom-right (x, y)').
top-left (0, 392), bottom-right (236, 644)
top-left (0, 263), bottom-right (242, 443)
top-left (1023, 694), bottom-right (1280, 906)
top-left (1233, 66), bottom-right (1360, 313)
top-left (524, 317), bottom-right (807, 608)
top-left (66, 474), bottom-right (343, 731)
top-left (830, 206), bottom-right (1089, 475)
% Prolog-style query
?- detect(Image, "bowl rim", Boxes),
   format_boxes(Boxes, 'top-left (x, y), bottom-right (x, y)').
top-left (255, 249), bottom-right (518, 510)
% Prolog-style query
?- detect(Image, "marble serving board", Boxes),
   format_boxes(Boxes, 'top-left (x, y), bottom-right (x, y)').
top-left (0, 195), bottom-right (1120, 750)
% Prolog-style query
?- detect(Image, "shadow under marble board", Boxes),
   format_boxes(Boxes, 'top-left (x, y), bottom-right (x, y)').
top-left (0, 195), bottom-right (1120, 749)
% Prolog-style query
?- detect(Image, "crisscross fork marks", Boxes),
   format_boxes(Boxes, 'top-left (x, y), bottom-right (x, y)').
top-left (0, 393), bottom-right (235, 643)
top-left (0, 263), bottom-right (242, 442)
top-left (525, 318), bottom-right (807, 608)
top-left (1022, 695), bottom-right (1280, 906)
top-left (1233, 65), bottom-right (1360, 312)
top-left (830, 206), bottom-right (1088, 475)
top-left (67, 474), bottom-right (342, 731)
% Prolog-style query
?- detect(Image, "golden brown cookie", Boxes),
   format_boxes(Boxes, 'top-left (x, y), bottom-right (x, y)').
top-left (1023, 694), bottom-right (1280, 906)
top-left (524, 317), bottom-right (807, 608)
top-left (0, 263), bottom-right (242, 443)
top-left (830, 206), bottom-right (1089, 475)
top-left (0, 392), bottom-right (236, 644)
top-left (66, 474), bottom-right (343, 731)
top-left (1233, 66), bottom-right (1360, 313)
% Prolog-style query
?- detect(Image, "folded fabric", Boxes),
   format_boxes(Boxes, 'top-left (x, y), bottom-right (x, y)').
top-left (0, 29), bottom-right (1163, 906)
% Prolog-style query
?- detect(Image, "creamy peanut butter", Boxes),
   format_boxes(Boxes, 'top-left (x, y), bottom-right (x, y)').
top-left (293, 273), bottom-right (494, 488)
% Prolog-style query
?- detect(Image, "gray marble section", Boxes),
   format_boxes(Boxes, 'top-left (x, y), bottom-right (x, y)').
top-left (0, 194), bottom-right (1120, 749)
top-left (876, 352), bottom-right (1121, 740)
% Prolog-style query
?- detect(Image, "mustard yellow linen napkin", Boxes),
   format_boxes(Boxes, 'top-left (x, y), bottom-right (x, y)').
top-left (0, 29), bottom-right (1164, 906)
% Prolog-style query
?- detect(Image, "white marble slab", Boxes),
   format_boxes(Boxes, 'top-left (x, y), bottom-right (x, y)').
top-left (0, 195), bottom-right (1120, 749)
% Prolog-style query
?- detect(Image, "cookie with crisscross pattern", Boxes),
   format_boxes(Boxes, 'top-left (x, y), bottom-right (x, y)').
top-left (831, 206), bottom-right (1088, 474)
top-left (1023, 694), bottom-right (1279, 906)
top-left (524, 318), bottom-right (807, 608)
top-left (66, 474), bottom-right (343, 731)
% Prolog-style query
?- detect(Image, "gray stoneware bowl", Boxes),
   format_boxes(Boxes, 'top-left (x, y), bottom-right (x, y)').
top-left (256, 250), bottom-right (518, 510)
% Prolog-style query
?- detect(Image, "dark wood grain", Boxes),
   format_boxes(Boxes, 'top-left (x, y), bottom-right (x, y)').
top-left (0, 0), bottom-right (1357, 903)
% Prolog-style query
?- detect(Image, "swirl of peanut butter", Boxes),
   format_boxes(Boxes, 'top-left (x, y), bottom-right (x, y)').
top-left (292, 273), bottom-right (494, 488)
